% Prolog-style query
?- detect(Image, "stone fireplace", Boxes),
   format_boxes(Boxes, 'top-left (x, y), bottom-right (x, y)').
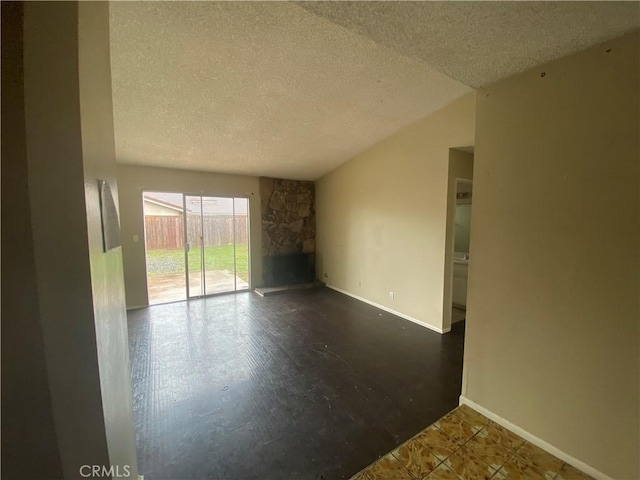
top-left (260, 177), bottom-right (315, 287)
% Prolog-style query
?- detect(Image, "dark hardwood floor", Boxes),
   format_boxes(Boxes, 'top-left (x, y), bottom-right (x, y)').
top-left (127, 287), bottom-right (465, 480)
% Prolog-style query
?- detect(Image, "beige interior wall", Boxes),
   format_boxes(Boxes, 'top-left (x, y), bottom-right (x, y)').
top-left (1, 2), bottom-right (64, 477)
top-left (442, 149), bottom-right (474, 330)
top-left (23, 3), bottom-right (111, 476)
top-left (464, 31), bottom-right (639, 478)
top-left (19, 2), bottom-right (138, 477)
top-left (78, 2), bottom-right (139, 474)
top-left (316, 93), bottom-right (476, 332)
top-left (117, 165), bottom-right (262, 308)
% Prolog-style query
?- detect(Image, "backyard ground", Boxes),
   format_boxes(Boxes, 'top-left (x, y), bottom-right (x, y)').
top-left (146, 245), bottom-right (249, 304)
top-left (146, 244), bottom-right (249, 280)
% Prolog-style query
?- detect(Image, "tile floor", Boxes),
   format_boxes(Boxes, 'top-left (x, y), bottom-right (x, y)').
top-left (350, 405), bottom-right (594, 480)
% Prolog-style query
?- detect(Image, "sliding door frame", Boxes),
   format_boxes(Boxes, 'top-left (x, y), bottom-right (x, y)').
top-left (183, 192), bottom-right (251, 299)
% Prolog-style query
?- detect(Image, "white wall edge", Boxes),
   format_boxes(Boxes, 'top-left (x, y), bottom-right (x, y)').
top-left (326, 284), bottom-right (449, 334)
top-left (458, 396), bottom-right (613, 480)
top-left (126, 305), bottom-right (147, 311)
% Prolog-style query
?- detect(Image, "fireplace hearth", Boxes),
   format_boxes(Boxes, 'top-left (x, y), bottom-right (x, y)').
top-left (263, 253), bottom-right (315, 287)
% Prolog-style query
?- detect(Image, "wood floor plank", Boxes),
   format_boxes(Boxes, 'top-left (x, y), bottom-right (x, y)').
top-left (127, 287), bottom-right (465, 480)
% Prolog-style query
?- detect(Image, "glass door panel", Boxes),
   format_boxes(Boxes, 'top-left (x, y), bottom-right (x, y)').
top-left (143, 191), bottom-right (187, 305)
top-left (184, 195), bottom-right (203, 298)
top-left (203, 196), bottom-right (235, 295)
top-left (234, 197), bottom-right (250, 291)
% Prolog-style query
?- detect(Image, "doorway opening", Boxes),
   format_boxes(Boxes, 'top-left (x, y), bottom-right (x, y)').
top-left (143, 192), bottom-right (250, 305)
top-left (443, 147), bottom-right (474, 332)
top-left (452, 180), bottom-right (472, 322)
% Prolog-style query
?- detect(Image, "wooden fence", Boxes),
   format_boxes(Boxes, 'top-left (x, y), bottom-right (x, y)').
top-left (145, 215), bottom-right (248, 250)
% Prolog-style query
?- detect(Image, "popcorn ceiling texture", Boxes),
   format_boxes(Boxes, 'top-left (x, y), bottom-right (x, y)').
top-left (109, 2), bottom-right (639, 180)
top-left (109, 2), bottom-right (470, 180)
top-left (300, 1), bottom-right (640, 88)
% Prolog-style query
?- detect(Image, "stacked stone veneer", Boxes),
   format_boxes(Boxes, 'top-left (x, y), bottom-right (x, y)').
top-left (260, 177), bottom-right (316, 286)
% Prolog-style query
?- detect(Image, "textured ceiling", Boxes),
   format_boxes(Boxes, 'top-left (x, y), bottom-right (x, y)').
top-left (300, 1), bottom-right (640, 88)
top-left (109, 2), bottom-right (639, 180)
top-left (109, 2), bottom-right (471, 180)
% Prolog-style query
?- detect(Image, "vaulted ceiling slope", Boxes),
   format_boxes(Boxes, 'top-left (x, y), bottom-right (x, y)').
top-left (109, 2), bottom-right (640, 180)
top-left (299, 1), bottom-right (640, 88)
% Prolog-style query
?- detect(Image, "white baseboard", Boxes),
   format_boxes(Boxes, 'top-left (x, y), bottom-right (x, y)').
top-left (326, 284), bottom-right (449, 334)
top-left (458, 396), bottom-right (613, 480)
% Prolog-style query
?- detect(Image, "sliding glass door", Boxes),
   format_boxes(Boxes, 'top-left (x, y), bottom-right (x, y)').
top-left (202, 196), bottom-right (234, 295)
top-left (143, 191), bottom-right (188, 305)
top-left (187, 194), bottom-right (251, 297)
top-left (232, 198), bottom-right (250, 291)
top-left (144, 191), bottom-right (250, 305)
top-left (185, 195), bottom-right (204, 298)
